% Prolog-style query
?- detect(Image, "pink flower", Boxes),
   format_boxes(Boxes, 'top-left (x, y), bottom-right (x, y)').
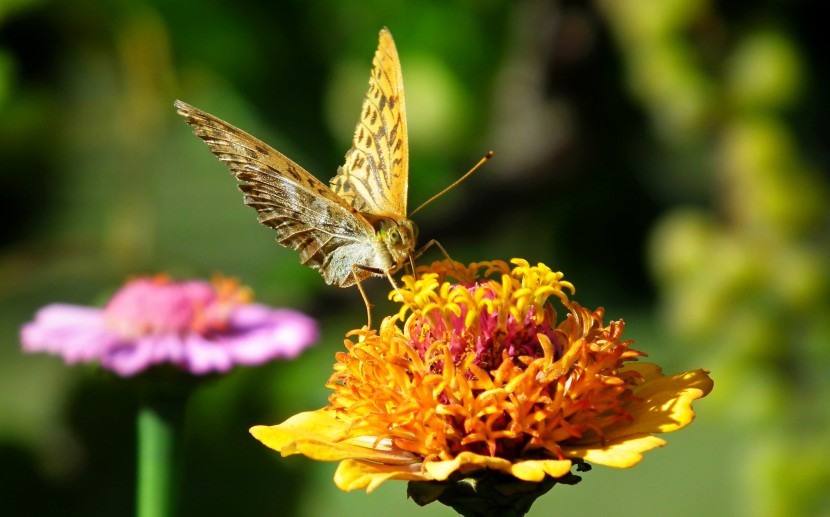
top-left (21, 275), bottom-right (319, 376)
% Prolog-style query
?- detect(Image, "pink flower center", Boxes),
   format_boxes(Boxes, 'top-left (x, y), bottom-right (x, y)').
top-left (408, 282), bottom-right (565, 371)
top-left (104, 276), bottom-right (250, 337)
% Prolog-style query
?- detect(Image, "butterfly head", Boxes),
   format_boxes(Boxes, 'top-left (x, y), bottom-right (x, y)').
top-left (378, 218), bottom-right (417, 268)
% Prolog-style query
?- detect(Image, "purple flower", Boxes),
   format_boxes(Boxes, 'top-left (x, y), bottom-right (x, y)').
top-left (21, 275), bottom-right (319, 376)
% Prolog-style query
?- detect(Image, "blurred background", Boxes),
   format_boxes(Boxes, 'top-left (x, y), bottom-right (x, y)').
top-left (1, 0), bottom-right (827, 515)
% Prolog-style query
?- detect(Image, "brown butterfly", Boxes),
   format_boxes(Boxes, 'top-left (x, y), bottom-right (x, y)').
top-left (176, 29), bottom-right (451, 326)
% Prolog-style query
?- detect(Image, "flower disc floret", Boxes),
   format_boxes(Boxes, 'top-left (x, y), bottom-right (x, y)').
top-left (329, 260), bottom-right (643, 462)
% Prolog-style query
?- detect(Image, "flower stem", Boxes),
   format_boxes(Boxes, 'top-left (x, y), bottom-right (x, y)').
top-left (136, 387), bottom-right (189, 517)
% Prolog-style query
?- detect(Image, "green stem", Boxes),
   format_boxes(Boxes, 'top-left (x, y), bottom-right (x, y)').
top-left (136, 388), bottom-right (189, 517)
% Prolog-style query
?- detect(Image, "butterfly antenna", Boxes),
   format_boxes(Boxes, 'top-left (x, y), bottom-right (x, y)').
top-left (409, 151), bottom-right (493, 217)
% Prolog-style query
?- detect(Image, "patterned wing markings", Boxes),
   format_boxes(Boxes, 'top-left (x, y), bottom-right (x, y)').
top-left (329, 28), bottom-right (409, 218)
top-left (175, 29), bottom-right (419, 299)
top-left (174, 100), bottom-right (382, 287)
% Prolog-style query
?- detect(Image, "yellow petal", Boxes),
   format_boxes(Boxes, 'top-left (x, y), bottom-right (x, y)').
top-left (251, 410), bottom-right (343, 447)
top-left (508, 459), bottom-right (574, 482)
top-left (250, 410), bottom-right (416, 464)
top-left (609, 364), bottom-right (713, 437)
top-left (562, 434), bottom-right (667, 468)
top-left (423, 451), bottom-right (573, 482)
top-left (334, 459), bottom-right (428, 493)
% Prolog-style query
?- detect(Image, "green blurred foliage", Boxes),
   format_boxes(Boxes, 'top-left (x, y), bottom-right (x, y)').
top-left (1, 0), bottom-right (827, 516)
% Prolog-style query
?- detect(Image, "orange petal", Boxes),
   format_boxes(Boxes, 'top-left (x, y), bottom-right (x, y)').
top-left (334, 459), bottom-right (428, 492)
top-left (562, 434), bottom-right (667, 468)
top-left (250, 410), bottom-right (417, 464)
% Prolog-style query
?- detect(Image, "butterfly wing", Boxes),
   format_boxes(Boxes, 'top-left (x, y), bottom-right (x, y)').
top-left (175, 100), bottom-right (381, 287)
top-left (329, 28), bottom-right (409, 218)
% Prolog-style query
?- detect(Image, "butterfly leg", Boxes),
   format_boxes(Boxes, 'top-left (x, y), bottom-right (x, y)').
top-left (351, 264), bottom-right (408, 328)
top-left (412, 239), bottom-right (470, 282)
top-left (383, 269), bottom-right (406, 304)
top-left (351, 267), bottom-right (374, 330)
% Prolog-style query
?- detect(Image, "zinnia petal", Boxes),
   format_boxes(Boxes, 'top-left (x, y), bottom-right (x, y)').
top-left (562, 434), bottom-right (668, 468)
top-left (334, 460), bottom-right (426, 492)
top-left (250, 411), bottom-right (417, 464)
top-left (422, 452), bottom-right (573, 482)
top-left (618, 363), bottom-right (714, 434)
top-left (21, 276), bottom-right (318, 376)
top-left (508, 459), bottom-right (575, 482)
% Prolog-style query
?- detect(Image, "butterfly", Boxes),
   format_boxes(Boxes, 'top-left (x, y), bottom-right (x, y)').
top-left (175, 29), bottom-right (434, 326)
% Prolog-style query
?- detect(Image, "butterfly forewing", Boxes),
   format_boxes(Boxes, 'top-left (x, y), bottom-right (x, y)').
top-left (174, 100), bottom-right (380, 287)
top-left (330, 28), bottom-right (409, 218)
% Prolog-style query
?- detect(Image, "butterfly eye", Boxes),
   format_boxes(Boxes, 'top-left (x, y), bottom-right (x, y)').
top-left (386, 227), bottom-right (402, 246)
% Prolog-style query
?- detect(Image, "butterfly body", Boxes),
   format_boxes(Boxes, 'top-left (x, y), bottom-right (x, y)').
top-left (175, 29), bottom-right (417, 292)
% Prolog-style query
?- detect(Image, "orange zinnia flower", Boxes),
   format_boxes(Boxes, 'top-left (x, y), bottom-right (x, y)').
top-left (251, 259), bottom-right (712, 511)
